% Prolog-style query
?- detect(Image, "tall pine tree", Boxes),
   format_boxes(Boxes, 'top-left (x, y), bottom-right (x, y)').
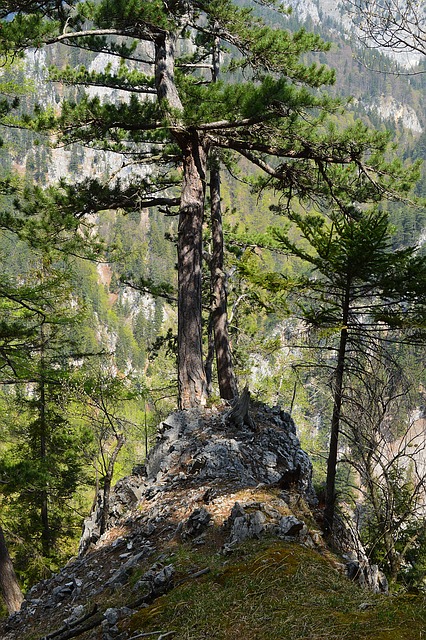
top-left (0, 0), bottom-right (419, 408)
top-left (253, 204), bottom-right (426, 533)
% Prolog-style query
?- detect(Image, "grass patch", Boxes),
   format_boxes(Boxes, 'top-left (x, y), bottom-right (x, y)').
top-left (124, 540), bottom-right (426, 640)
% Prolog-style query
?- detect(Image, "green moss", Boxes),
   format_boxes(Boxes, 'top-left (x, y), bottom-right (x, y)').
top-left (122, 540), bottom-right (426, 640)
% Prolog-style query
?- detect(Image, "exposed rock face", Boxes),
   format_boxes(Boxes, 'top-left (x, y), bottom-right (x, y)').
top-left (224, 502), bottom-right (306, 546)
top-left (0, 403), bottom-right (386, 640)
top-left (79, 404), bottom-right (316, 555)
top-left (145, 405), bottom-right (316, 498)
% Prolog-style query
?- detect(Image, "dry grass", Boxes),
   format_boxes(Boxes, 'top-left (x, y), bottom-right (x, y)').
top-left (123, 540), bottom-right (426, 640)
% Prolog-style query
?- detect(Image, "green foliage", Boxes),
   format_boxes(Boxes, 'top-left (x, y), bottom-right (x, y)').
top-left (240, 199), bottom-right (426, 534)
top-left (269, 206), bottom-right (426, 339)
top-left (0, 0), bottom-right (425, 591)
top-left (360, 464), bottom-right (426, 588)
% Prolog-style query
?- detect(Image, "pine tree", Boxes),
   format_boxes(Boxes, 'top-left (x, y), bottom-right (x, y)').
top-left (268, 205), bottom-right (426, 533)
top-left (0, 255), bottom-right (93, 563)
top-left (0, 0), bottom-right (420, 408)
top-left (0, 173), bottom-right (104, 582)
top-left (206, 28), bottom-right (238, 400)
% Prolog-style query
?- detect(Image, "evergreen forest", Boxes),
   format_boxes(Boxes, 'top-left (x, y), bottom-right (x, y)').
top-left (0, 0), bottom-right (425, 616)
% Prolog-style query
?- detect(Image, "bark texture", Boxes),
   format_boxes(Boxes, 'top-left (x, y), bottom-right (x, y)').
top-left (209, 31), bottom-right (237, 400)
top-left (177, 133), bottom-right (208, 408)
top-left (323, 283), bottom-right (350, 535)
top-left (0, 526), bottom-right (23, 614)
top-left (154, 32), bottom-right (183, 112)
top-left (155, 32), bottom-right (208, 408)
top-left (210, 160), bottom-right (238, 400)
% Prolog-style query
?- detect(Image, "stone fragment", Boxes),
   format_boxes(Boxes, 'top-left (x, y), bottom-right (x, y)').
top-left (63, 604), bottom-right (85, 626)
top-left (345, 556), bottom-right (388, 593)
top-left (133, 563), bottom-right (175, 599)
top-left (181, 507), bottom-right (212, 540)
top-left (104, 608), bottom-right (120, 625)
top-left (107, 551), bottom-right (147, 587)
top-left (278, 516), bottom-right (305, 537)
top-left (226, 503), bottom-right (266, 544)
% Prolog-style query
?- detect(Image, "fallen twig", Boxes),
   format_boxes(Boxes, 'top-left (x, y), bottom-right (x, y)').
top-left (130, 632), bottom-right (176, 639)
top-left (41, 605), bottom-right (99, 640)
top-left (40, 610), bottom-right (104, 640)
top-left (39, 567), bottom-right (209, 640)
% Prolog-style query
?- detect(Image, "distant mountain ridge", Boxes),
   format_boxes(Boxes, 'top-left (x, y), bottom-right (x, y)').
top-left (285, 0), bottom-right (424, 69)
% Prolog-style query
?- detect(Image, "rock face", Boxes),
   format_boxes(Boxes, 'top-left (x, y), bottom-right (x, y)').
top-left (0, 403), bottom-right (387, 640)
top-left (79, 403), bottom-right (316, 555)
top-left (145, 405), bottom-right (316, 499)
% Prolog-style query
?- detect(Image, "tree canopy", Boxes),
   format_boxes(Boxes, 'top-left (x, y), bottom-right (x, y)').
top-left (0, 0), bottom-right (424, 608)
top-left (0, 1), bottom-right (421, 410)
top-left (241, 198), bottom-right (426, 533)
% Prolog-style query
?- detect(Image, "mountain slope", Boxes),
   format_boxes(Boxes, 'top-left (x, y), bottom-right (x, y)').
top-left (2, 404), bottom-right (425, 640)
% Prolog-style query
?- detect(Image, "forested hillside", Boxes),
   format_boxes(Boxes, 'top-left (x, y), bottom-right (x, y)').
top-left (0, 0), bottom-right (425, 615)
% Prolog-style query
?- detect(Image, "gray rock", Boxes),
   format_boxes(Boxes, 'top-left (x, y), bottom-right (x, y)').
top-left (52, 581), bottom-right (75, 601)
top-left (0, 402), bottom-right (394, 640)
top-left (106, 551), bottom-right (147, 587)
top-left (226, 503), bottom-right (266, 544)
top-left (371, 564), bottom-right (389, 594)
top-left (101, 619), bottom-right (119, 640)
top-left (78, 403), bottom-right (317, 560)
top-left (79, 475), bottom-right (147, 557)
top-left (141, 407), bottom-right (316, 502)
top-left (181, 507), bottom-right (212, 540)
top-left (346, 559), bottom-right (388, 593)
top-left (133, 563), bottom-right (175, 599)
top-left (63, 605), bottom-right (85, 626)
top-left (152, 565), bottom-right (174, 593)
top-left (278, 516), bottom-right (305, 537)
top-left (104, 608), bottom-right (120, 625)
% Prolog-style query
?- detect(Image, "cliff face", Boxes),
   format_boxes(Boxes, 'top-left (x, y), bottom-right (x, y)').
top-left (1, 403), bottom-right (389, 640)
top-left (287, 0), bottom-right (423, 69)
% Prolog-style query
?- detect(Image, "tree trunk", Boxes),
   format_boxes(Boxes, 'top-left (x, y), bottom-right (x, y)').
top-left (177, 133), bottom-right (208, 408)
top-left (154, 33), bottom-right (183, 113)
top-left (99, 434), bottom-right (125, 536)
top-left (155, 33), bottom-right (207, 408)
top-left (210, 158), bottom-right (238, 400)
top-left (205, 314), bottom-right (215, 396)
top-left (0, 525), bottom-right (23, 614)
top-left (209, 30), bottom-right (238, 400)
top-left (41, 489), bottom-right (50, 557)
top-left (323, 284), bottom-right (350, 535)
top-left (226, 386), bottom-right (254, 429)
top-left (39, 326), bottom-right (50, 557)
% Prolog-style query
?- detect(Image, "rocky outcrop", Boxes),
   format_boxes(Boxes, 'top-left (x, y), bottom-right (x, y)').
top-left (79, 403), bottom-right (316, 555)
top-left (145, 404), bottom-right (316, 498)
top-left (0, 403), bottom-right (387, 640)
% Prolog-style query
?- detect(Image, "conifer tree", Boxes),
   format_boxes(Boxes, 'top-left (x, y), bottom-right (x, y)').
top-left (266, 205), bottom-right (426, 533)
top-left (0, 254), bottom-right (93, 562)
top-left (206, 26), bottom-right (238, 400)
top-left (0, 0), bottom-right (420, 408)
top-left (0, 173), bottom-right (103, 578)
